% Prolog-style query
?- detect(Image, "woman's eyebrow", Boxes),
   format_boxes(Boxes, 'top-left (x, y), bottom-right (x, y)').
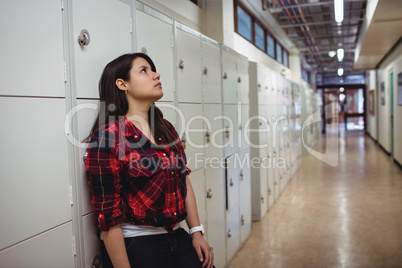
top-left (137, 65), bottom-right (148, 69)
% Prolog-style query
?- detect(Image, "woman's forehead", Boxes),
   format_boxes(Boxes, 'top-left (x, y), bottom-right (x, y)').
top-left (132, 57), bottom-right (151, 68)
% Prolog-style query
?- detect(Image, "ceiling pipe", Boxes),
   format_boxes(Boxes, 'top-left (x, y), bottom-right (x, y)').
top-left (269, 0), bottom-right (365, 13)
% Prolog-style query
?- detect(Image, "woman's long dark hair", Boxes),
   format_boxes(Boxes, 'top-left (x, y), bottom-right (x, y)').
top-left (84, 53), bottom-right (176, 146)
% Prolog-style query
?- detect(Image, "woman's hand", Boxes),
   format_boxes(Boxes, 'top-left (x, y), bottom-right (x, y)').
top-left (192, 232), bottom-right (214, 268)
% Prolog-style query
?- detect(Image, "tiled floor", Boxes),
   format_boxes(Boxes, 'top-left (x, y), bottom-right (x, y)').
top-left (228, 129), bottom-right (402, 268)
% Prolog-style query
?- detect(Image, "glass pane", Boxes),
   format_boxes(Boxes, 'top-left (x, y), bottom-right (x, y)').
top-left (267, 34), bottom-right (275, 57)
top-left (283, 50), bottom-right (289, 67)
top-left (276, 43), bottom-right (282, 62)
top-left (237, 6), bottom-right (252, 41)
top-left (254, 22), bottom-right (265, 51)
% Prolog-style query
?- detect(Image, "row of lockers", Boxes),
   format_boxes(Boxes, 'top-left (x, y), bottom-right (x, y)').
top-left (0, 0), bottom-right (308, 267)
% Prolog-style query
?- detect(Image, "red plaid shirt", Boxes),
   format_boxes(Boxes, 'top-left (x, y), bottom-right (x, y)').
top-left (85, 116), bottom-right (190, 232)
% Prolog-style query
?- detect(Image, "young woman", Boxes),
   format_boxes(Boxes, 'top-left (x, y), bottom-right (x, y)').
top-left (85, 53), bottom-right (214, 268)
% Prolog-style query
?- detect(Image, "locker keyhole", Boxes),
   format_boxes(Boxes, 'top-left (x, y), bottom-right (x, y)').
top-left (78, 29), bottom-right (90, 47)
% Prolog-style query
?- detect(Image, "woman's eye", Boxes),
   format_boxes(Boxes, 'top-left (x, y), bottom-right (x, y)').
top-left (141, 68), bottom-right (146, 73)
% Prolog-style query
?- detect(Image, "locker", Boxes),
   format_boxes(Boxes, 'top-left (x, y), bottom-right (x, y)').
top-left (222, 46), bottom-right (238, 104)
top-left (73, 0), bottom-right (132, 98)
top-left (0, 98), bottom-right (71, 250)
top-left (82, 213), bottom-right (101, 268)
top-left (237, 55), bottom-right (249, 105)
top-left (260, 165), bottom-right (269, 215)
top-left (205, 164), bottom-right (226, 268)
top-left (223, 104), bottom-right (238, 157)
top-left (201, 37), bottom-right (222, 104)
top-left (177, 103), bottom-right (205, 171)
top-left (225, 154), bottom-right (240, 262)
top-left (135, 7), bottom-right (175, 102)
top-left (257, 64), bottom-right (267, 105)
top-left (175, 23), bottom-right (202, 103)
top-left (203, 103), bottom-right (224, 159)
top-left (0, 0), bottom-right (65, 97)
top-left (239, 150), bottom-right (252, 244)
top-left (0, 222), bottom-right (75, 267)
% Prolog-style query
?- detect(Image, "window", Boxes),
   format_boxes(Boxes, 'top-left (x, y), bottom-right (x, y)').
top-left (254, 22), bottom-right (265, 51)
top-left (237, 6), bottom-right (252, 41)
top-left (276, 43), bottom-right (282, 63)
top-left (283, 50), bottom-right (289, 67)
top-left (267, 33), bottom-right (275, 58)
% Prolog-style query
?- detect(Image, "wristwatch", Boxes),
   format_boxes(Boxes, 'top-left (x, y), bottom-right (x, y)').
top-left (189, 224), bottom-right (205, 236)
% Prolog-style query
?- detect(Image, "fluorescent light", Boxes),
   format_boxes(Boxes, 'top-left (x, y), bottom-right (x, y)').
top-left (334, 0), bottom-right (344, 23)
top-left (338, 68), bottom-right (344, 76)
top-left (337, 48), bottom-right (344, 61)
top-left (340, 87), bottom-right (345, 92)
top-left (328, 51), bottom-right (336, 57)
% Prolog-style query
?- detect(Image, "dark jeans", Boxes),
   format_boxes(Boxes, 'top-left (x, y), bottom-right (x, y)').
top-left (100, 228), bottom-right (205, 268)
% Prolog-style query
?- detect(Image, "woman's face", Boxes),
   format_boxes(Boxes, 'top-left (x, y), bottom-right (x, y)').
top-left (125, 57), bottom-right (163, 102)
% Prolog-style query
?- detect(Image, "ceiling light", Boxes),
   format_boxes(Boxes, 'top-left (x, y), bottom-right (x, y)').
top-left (328, 51), bottom-right (336, 57)
top-left (340, 87), bottom-right (345, 92)
top-left (337, 48), bottom-right (344, 61)
top-left (338, 68), bottom-right (344, 76)
top-left (334, 0), bottom-right (344, 23)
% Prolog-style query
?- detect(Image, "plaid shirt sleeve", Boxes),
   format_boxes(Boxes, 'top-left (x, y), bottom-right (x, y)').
top-left (85, 127), bottom-right (126, 231)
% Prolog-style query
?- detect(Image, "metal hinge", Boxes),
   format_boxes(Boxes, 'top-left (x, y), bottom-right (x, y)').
top-left (61, 0), bottom-right (64, 10)
top-left (72, 236), bottom-right (76, 256)
top-left (129, 18), bottom-right (133, 33)
top-left (69, 186), bottom-right (73, 206)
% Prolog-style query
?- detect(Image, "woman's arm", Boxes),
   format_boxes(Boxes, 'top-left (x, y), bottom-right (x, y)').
top-left (185, 176), bottom-right (214, 268)
top-left (102, 225), bottom-right (131, 268)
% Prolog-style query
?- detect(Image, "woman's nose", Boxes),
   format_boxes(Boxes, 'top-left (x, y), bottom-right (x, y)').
top-left (154, 72), bottom-right (160, 80)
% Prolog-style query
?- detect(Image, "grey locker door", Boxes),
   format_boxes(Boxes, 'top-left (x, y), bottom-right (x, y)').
top-left (205, 164), bottom-right (226, 268)
top-left (237, 55), bottom-right (249, 105)
top-left (223, 104), bottom-right (238, 157)
top-left (135, 8), bottom-right (175, 102)
top-left (239, 150), bottom-right (252, 244)
top-left (203, 103), bottom-right (224, 159)
top-left (188, 168), bottom-right (207, 233)
top-left (202, 38), bottom-right (222, 104)
top-left (222, 47), bottom-right (238, 104)
top-left (0, 0), bottom-right (65, 97)
top-left (0, 98), bottom-right (71, 251)
top-left (0, 222), bottom-right (75, 267)
top-left (73, 0), bottom-right (133, 98)
top-left (175, 25), bottom-right (202, 103)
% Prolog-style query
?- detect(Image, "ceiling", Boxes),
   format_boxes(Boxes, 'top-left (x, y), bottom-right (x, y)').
top-left (268, 0), bottom-right (367, 79)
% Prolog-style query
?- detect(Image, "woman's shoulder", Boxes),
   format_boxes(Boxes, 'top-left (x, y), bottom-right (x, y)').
top-left (90, 119), bottom-right (122, 142)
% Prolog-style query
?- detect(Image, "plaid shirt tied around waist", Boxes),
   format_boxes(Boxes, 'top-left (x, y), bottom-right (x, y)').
top-left (85, 116), bottom-right (191, 233)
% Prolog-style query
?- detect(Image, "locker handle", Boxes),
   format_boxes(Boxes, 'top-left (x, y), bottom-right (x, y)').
top-left (223, 72), bottom-right (227, 79)
top-left (205, 130), bottom-right (211, 143)
top-left (268, 187), bottom-right (271, 195)
top-left (238, 76), bottom-right (241, 83)
top-left (230, 178), bottom-right (234, 187)
top-left (204, 67), bottom-right (208, 75)
top-left (225, 127), bottom-right (230, 138)
top-left (91, 255), bottom-right (101, 268)
top-left (141, 47), bottom-right (148, 54)
top-left (240, 170), bottom-right (243, 181)
top-left (181, 133), bottom-right (186, 149)
top-left (206, 189), bottom-right (213, 199)
top-left (179, 59), bottom-right (184, 70)
top-left (261, 195), bottom-right (264, 203)
top-left (241, 215), bottom-right (245, 226)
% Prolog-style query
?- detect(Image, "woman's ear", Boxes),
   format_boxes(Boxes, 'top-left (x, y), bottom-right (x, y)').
top-left (115, 78), bottom-right (128, 92)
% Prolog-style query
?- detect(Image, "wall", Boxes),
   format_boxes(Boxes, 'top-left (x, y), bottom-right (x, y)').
top-left (366, 70), bottom-right (377, 140)
top-left (377, 40), bottom-right (402, 164)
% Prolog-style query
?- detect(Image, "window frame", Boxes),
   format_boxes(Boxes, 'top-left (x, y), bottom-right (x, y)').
top-left (234, 0), bottom-right (289, 67)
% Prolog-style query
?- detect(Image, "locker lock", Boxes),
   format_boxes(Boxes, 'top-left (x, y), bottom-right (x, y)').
top-left (238, 76), bottom-right (241, 83)
top-left (227, 229), bottom-right (232, 238)
top-left (241, 215), bottom-right (245, 226)
top-left (225, 127), bottom-right (230, 138)
top-left (240, 170), bottom-right (243, 181)
top-left (77, 29), bottom-right (90, 47)
top-left (179, 59), bottom-right (184, 70)
top-left (83, 151), bottom-right (88, 163)
top-left (206, 189), bottom-right (213, 199)
top-left (230, 178), bottom-right (234, 187)
top-left (261, 195), bottom-right (264, 203)
top-left (203, 67), bottom-right (208, 75)
top-left (268, 187), bottom-right (271, 195)
top-left (181, 133), bottom-right (186, 149)
top-left (223, 72), bottom-right (227, 79)
top-left (205, 129), bottom-right (211, 143)
top-left (141, 47), bottom-right (148, 54)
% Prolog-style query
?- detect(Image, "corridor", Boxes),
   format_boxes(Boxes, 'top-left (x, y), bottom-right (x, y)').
top-left (228, 129), bottom-right (402, 268)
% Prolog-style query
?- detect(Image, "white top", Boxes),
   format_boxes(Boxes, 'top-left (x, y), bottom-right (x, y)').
top-left (100, 222), bottom-right (181, 240)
